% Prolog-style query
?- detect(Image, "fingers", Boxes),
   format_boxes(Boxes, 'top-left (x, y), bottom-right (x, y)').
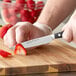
top-left (62, 25), bottom-right (73, 42)
top-left (3, 22), bottom-right (33, 47)
top-left (4, 26), bottom-right (17, 47)
top-left (15, 24), bottom-right (29, 43)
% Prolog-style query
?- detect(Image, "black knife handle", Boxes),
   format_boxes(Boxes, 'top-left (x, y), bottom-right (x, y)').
top-left (54, 31), bottom-right (63, 39)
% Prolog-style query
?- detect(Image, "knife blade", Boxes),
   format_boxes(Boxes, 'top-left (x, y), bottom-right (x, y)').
top-left (20, 31), bottom-right (63, 48)
top-left (11, 31), bottom-right (63, 49)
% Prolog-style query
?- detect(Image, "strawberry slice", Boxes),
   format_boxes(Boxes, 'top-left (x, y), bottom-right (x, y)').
top-left (0, 24), bottom-right (13, 39)
top-left (14, 44), bottom-right (27, 55)
top-left (27, 0), bottom-right (35, 10)
top-left (0, 49), bottom-right (12, 58)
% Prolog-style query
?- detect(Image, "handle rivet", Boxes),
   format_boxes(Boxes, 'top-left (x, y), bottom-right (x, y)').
top-left (58, 34), bottom-right (61, 37)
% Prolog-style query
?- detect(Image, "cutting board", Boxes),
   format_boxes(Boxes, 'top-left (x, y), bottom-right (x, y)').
top-left (0, 38), bottom-right (76, 75)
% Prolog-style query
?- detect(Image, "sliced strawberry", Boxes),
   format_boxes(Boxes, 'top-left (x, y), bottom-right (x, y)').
top-left (27, 0), bottom-right (35, 10)
top-left (14, 44), bottom-right (27, 55)
top-left (0, 49), bottom-right (12, 57)
top-left (0, 24), bottom-right (13, 39)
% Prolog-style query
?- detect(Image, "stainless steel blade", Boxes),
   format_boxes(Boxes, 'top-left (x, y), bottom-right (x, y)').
top-left (21, 34), bottom-right (55, 48)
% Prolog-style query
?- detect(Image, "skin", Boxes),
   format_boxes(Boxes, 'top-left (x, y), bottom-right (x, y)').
top-left (37, 0), bottom-right (76, 30)
top-left (4, 0), bottom-right (76, 48)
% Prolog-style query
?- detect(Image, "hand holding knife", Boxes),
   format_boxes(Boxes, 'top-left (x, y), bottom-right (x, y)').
top-left (17, 31), bottom-right (63, 48)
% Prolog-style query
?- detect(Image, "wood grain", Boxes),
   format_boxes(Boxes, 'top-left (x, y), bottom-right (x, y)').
top-left (0, 38), bottom-right (76, 75)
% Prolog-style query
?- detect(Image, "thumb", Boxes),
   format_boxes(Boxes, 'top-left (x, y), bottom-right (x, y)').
top-left (62, 27), bottom-right (73, 42)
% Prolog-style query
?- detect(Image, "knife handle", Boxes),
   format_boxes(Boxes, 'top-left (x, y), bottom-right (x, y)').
top-left (54, 31), bottom-right (63, 39)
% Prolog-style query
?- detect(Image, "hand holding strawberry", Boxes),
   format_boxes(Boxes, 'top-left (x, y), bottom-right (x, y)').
top-left (3, 22), bottom-right (51, 48)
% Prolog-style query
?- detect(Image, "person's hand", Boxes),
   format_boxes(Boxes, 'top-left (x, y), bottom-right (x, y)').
top-left (3, 22), bottom-right (51, 48)
top-left (62, 10), bottom-right (76, 43)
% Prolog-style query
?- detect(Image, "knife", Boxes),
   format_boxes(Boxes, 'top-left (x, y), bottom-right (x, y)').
top-left (18, 31), bottom-right (63, 48)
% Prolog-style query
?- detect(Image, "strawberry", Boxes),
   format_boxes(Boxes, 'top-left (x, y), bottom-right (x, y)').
top-left (30, 10), bottom-right (36, 17)
top-left (21, 16), bottom-right (29, 22)
top-left (16, 0), bottom-right (26, 9)
top-left (20, 9), bottom-right (31, 18)
top-left (3, 8), bottom-right (10, 18)
top-left (32, 9), bottom-right (42, 18)
top-left (34, 17), bottom-right (38, 22)
top-left (9, 16), bottom-right (18, 25)
top-left (2, 8), bottom-right (11, 23)
top-left (37, 9), bottom-right (42, 17)
top-left (16, 0), bottom-right (26, 4)
top-left (27, 0), bottom-right (35, 10)
top-left (7, 24), bottom-right (13, 28)
top-left (36, 1), bottom-right (44, 9)
top-left (29, 16), bottom-right (35, 23)
top-left (0, 24), bottom-right (13, 39)
top-left (3, 0), bottom-right (11, 2)
top-left (0, 26), bottom-right (8, 39)
top-left (0, 49), bottom-right (12, 58)
top-left (14, 44), bottom-right (27, 55)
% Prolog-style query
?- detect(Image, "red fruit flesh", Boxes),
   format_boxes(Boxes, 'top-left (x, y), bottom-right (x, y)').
top-left (0, 49), bottom-right (12, 57)
top-left (14, 44), bottom-right (27, 55)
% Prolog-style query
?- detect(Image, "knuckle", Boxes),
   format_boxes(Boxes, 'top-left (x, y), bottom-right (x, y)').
top-left (7, 27), bottom-right (14, 34)
top-left (16, 27), bottom-right (22, 33)
top-left (15, 22), bottom-right (31, 26)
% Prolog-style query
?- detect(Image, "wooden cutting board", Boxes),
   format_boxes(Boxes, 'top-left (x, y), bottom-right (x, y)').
top-left (0, 38), bottom-right (76, 75)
